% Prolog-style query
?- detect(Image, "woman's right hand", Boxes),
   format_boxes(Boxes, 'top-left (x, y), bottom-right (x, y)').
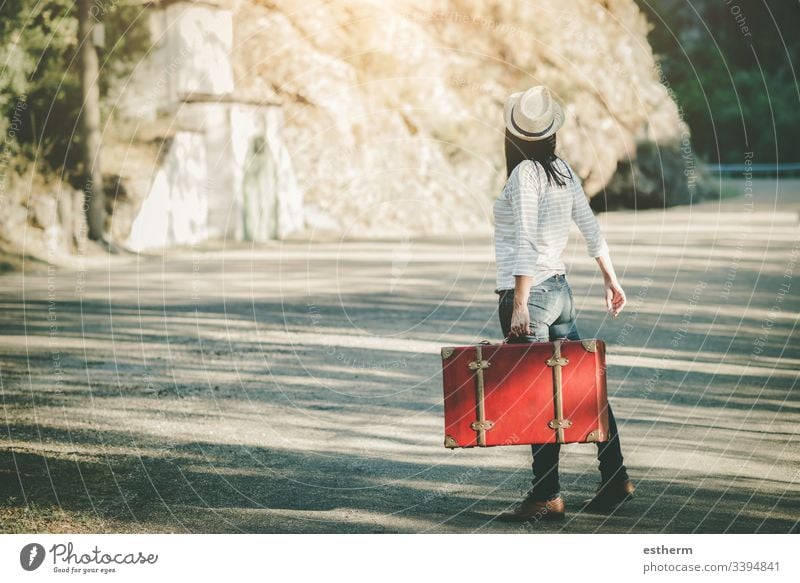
top-left (510, 303), bottom-right (531, 337)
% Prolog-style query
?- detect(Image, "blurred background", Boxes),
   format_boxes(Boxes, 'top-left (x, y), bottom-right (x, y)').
top-left (1, 0), bottom-right (797, 264)
top-left (1, 1), bottom-right (798, 535)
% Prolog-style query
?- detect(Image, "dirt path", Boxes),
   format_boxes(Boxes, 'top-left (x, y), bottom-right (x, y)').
top-left (1, 185), bottom-right (798, 533)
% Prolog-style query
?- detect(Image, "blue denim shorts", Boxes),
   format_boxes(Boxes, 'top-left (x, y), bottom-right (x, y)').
top-left (497, 274), bottom-right (580, 342)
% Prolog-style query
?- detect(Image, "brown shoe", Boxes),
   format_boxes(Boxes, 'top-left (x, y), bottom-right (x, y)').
top-left (497, 494), bottom-right (565, 522)
top-left (583, 479), bottom-right (636, 512)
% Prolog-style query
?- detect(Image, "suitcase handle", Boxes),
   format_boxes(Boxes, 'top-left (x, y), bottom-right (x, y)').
top-left (478, 335), bottom-right (517, 345)
top-left (479, 335), bottom-right (560, 345)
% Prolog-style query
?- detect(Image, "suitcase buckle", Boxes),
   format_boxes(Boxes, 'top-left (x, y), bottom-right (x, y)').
top-left (470, 420), bottom-right (495, 431)
top-left (468, 359), bottom-right (490, 370)
top-left (545, 356), bottom-right (569, 367)
top-left (547, 418), bottom-right (573, 430)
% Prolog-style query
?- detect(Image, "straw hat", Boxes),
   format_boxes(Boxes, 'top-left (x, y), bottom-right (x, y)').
top-left (504, 86), bottom-right (565, 141)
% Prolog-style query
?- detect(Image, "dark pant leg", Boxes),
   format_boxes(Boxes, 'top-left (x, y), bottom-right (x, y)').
top-left (596, 402), bottom-right (629, 483)
top-left (529, 443), bottom-right (561, 500)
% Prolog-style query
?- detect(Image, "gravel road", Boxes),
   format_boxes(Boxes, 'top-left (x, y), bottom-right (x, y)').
top-left (1, 180), bottom-right (798, 533)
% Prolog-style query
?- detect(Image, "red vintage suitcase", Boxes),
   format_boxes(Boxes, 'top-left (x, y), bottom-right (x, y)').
top-left (441, 339), bottom-right (609, 448)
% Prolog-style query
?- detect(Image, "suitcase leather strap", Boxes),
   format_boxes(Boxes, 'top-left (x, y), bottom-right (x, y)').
top-left (468, 346), bottom-right (494, 446)
top-left (546, 340), bottom-right (571, 443)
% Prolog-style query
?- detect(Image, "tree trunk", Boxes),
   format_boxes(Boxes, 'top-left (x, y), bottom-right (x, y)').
top-left (78, 0), bottom-right (105, 241)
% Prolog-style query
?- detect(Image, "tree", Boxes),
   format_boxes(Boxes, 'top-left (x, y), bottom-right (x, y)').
top-left (77, 0), bottom-right (105, 241)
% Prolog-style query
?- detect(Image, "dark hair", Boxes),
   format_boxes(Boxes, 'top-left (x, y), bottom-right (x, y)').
top-left (504, 129), bottom-right (572, 187)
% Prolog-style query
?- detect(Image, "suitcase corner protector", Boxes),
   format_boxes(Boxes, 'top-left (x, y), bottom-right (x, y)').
top-left (581, 339), bottom-right (599, 353)
top-left (444, 435), bottom-right (459, 448)
top-left (441, 347), bottom-right (456, 359)
top-left (586, 429), bottom-right (604, 442)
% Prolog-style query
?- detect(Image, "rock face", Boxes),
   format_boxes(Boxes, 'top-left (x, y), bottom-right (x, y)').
top-left (234, 0), bottom-right (708, 236)
top-left (0, 0), bottom-right (709, 265)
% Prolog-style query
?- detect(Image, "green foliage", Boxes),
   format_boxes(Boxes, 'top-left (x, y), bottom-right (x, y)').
top-left (0, 0), bottom-right (149, 177)
top-left (1, 1), bottom-right (76, 165)
top-left (597, 139), bottom-right (713, 210)
top-left (637, 0), bottom-right (800, 163)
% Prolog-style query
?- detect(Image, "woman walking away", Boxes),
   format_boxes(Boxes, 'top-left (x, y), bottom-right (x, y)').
top-left (493, 86), bottom-right (635, 522)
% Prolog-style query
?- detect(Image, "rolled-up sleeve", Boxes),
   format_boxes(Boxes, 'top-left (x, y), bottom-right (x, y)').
top-left (510, 161), bottom-right (540, 276)
top-left (571, 180), bottom-right (610, 258)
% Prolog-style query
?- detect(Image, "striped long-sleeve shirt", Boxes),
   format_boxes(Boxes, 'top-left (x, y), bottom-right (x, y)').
top-left (493, 158), bottom-right (610, 292)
